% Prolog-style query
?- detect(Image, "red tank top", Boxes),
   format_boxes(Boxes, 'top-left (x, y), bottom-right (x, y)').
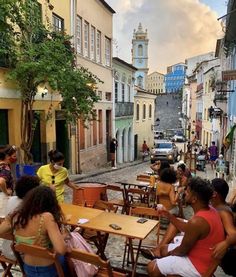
top-left (188, 207), bottom-right (225, 275)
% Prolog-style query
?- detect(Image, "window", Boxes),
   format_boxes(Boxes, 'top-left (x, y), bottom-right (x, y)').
top-left (52, 13), bottom-right (64, 32)
top-left (122, 83), bottom-right (125, 102)
top-left (84, 21), bottom-right (89, 57)
top-left (138, 44), bottom-right (143, 56)
top-left (105, 37), bottom-right (111, 66)
top-left (98, 110), bottom-right (103, 144)
top-left (96, 30), bottom-right (101, 63)
top-left (143, 104), bottom-right (146, 119)
top-left (90, 26), bottom-right (95, 60)
top-left (79, 120), bottom-right (85, 150)
top-left (76, 16), bottom-right (82, 54)
top-left (149, 104), bottom-right (152, 118)
top-left (136, 104), bottom-right (140, 120)
top-left (127, 85), bottom-right (131, 102)
top-left (93, 110), bottom-right (97, 146)
top-left (137, 76), bottom-right (143, 87)
top-left (115, 81), bottom-right (118, 103)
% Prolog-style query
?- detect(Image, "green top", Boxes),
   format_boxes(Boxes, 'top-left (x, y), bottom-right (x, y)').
top-left (14, 215), bottom-right (52, 249)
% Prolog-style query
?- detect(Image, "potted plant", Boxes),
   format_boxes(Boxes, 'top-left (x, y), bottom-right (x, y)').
top-left (0, 0), bottom-right (101, 170)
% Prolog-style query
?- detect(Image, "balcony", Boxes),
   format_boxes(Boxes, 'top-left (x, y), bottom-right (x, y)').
top-left (214, 91), bottom-right (227, 102)
top-left (115, 102), bottom-right (134, 117)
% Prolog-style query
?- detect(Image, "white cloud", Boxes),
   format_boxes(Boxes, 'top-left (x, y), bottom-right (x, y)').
top-left (107, 0), bottom-right (222, 73)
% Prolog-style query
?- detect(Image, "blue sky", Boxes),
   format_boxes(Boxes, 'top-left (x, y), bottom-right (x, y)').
top-left (201, 0), bottom-right (227, 16)
top-left (107, 0), bottom-right (226, 72)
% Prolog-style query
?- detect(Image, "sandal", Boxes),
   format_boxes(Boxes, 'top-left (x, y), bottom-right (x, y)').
top-left (140, 249), bottom-right (160, 260)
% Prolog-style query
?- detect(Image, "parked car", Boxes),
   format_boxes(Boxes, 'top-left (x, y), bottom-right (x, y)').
top-left (150, 140), bottom-right (179, 164)
top-left (172, 134), bottom-right (186, 142)
top-left (153, 131), bottom-right (164, 140)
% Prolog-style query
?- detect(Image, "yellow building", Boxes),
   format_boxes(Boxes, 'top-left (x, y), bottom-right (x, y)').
top-left (74, 0), bottom-right (115, 172)
top-left (133, 87), bottom-right (156, 158)
top-left (0, 0), bottom-right (71, 165)
top-left (147, 71), bottom-right (165, 94)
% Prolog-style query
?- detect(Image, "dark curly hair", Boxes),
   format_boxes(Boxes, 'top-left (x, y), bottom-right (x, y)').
top-left (0, 145), bottom-right (16, 160)
top-left (188, 177), bottom-right (213, 205)
top-left (160, 168), bottom-right (177, 184)
top-left (211, 178), bottom-right (229, 201)
top-left (177, 163), bottom-right (186, 172)
top-left (12, 186), bottom-right (64, 229)
top-left (15, 176), bottom-right (40, 199)
top-left (48, 150), bottom-right (64, 163)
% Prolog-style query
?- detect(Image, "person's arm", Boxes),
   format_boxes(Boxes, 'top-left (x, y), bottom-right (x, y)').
top-left (169, 186), bottom-right (177, 206)
top-left (64, 178), bottom-right (77, 190)
top-left (0, 177), bottom-right (12, 195)
top-left (212, 210), bottom-right (236, 259)
top-left (0, 216), bottom-right (12, 234)
top-left (159, 210), bottom-right (188, 232)
top-left (168, 216), bottom-right (209, 256)
top-left (44, 212), bottom-right (68, 255)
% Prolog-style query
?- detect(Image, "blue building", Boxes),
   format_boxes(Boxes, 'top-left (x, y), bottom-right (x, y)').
top-left (165, 63), bottom-right (186, 93)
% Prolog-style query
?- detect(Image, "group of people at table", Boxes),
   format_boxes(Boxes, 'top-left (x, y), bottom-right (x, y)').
top-left (0, 144), bottom-right (236, 277)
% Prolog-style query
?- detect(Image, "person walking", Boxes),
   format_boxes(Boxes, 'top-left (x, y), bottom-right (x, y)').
top-left (110, 138), bottom-right (118, 169)
top-left (209, 141), bottom-right (218, 170)
top-left (37, 150), bottom-right (76, 203)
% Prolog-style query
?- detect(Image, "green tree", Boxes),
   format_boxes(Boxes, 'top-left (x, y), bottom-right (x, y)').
top-left (0, 0), bottom-right (101, 163)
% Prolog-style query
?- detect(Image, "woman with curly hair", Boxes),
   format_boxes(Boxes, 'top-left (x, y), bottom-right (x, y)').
top-left (156, 168), bottom-right (177, 211)
top-left (0, 186), bottom-right (68, 276)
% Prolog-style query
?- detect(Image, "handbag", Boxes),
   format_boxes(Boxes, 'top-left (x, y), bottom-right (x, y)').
top-left (67, 231), bottom-right (98, 277)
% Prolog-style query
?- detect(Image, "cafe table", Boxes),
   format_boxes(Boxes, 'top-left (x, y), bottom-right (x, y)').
top-left (118, 177), bottom-right (150, 189)
top-left (79, 211), bottom-right (159, 277)
top-left (60, 203), bottom-right (104, 226)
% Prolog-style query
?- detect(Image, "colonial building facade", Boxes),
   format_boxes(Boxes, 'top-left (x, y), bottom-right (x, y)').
top-left (147, 71), bottom-right (165, 94)
top-left (112, 57), bottom-right (136, 164)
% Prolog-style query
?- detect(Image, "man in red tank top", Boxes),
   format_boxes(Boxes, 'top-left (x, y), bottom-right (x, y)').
top-left (147, 177), bottom-right (225, 277)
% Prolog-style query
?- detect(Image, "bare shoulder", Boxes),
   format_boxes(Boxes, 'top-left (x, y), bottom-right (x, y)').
top-left (41, 212), bottom-right (55, 222)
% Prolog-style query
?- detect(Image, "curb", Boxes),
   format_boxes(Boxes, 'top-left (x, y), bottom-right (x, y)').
top-left (70, 160), bottom-right (148, 183)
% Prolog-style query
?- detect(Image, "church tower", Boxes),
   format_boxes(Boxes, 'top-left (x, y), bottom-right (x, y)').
top-left (132, 23), bottom-right (149, 89)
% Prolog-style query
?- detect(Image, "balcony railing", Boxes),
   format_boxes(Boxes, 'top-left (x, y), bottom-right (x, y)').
top-left (214, 92), bottom-right (227, 102)
top-left (115, 102), bottom-right (134, 117)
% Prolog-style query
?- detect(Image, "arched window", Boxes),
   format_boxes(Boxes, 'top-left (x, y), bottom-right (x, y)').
top-left (137, 76), bottom-right (143, 87)
top-left (149, 104), bottom-right (152, 118)
top-left (136, 104), bottom-right (140, 120)
top-left (138, 44), bottom-right (143, 56)
top-left (143, 104), bottom-right (146, 119)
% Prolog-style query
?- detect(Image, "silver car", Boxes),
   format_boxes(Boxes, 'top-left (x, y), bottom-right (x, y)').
top-left (150, 140), bottom-right (178, 164)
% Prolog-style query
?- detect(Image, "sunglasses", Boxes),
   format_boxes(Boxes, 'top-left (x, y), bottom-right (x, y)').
top-left (51, 175), bottom-right (55, 185)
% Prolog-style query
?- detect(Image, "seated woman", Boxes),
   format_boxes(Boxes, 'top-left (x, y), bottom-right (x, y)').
top-left (0, 186), bottom-right (68, 277)
top-left (156, 168), bottom-right (177, 211)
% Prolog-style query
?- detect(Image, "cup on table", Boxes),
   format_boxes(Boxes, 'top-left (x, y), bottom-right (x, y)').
top-left (156, 204), bottom-right (164, 210)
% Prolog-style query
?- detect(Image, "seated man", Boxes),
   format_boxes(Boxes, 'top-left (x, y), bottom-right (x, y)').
top-left (147, 177), bottom-right (225, 277)
top-left (143, 178), bottom-right (236, 260)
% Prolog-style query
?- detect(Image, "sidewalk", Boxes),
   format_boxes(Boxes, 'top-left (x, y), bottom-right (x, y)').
top-left (69, 159), bottom-right (145, 183)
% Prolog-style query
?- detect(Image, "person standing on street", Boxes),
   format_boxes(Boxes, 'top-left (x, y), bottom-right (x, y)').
top-left (209, 141), bottom-right (218, 170)
top-left (142, 140), bottom-right (149, 162)
top-left (110, 138), bottom-right (118, 169)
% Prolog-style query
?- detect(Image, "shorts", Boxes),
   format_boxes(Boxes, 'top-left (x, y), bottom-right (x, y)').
top-left (210, 156), bottom-right (217, 161)
top-left (155, 255), bottom-right (200, 277)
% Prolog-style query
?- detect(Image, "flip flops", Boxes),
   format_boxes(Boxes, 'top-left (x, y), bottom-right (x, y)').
top-left (140, 249), bottom-right (160, 260)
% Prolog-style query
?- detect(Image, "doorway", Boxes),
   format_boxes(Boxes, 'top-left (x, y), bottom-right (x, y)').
top-left (56, 115), bottom-right (69, 169)
top-left (134, 134), bottom-right (138, 160)
top-left (0, 110), bottom-right (9, 145)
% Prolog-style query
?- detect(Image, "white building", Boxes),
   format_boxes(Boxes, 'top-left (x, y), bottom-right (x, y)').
top-left (147, 71), bottom-right (165, 94)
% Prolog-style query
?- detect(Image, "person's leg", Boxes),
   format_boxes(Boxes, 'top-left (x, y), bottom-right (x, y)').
top-left (152, 222), bottom-right (179, 256)
top-left (147, 260), bottom-right (165, 277)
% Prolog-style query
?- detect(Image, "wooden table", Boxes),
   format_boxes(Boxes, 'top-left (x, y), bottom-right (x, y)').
top-left (60, 203), bottom-right (103, 226)
top-left (119, 178), bottom-right (150, 189)
top-left (80, 211), bottom-right (158, 277)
